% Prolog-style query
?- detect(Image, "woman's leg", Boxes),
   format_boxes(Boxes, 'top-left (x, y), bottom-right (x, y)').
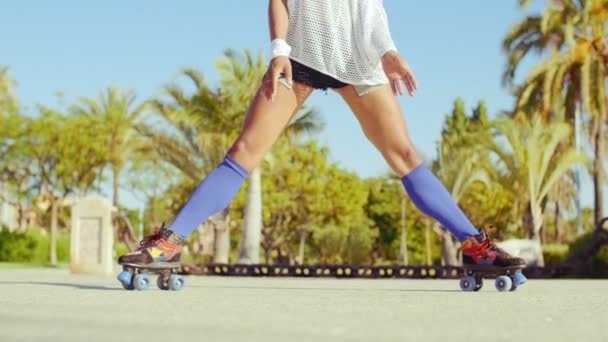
top-left (169, 82), bottom-right (314, 238)
top-left (335, 85), bottom-right (478, 241)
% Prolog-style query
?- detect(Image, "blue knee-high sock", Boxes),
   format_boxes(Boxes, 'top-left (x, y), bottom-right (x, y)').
top-left (401, 164), bottom-right (479, 241)
top-left (170, 155), bottom-right (248, 238)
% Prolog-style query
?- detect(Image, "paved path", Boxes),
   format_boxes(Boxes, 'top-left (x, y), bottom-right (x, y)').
top-left (0, 268), bottom-right (606, 342)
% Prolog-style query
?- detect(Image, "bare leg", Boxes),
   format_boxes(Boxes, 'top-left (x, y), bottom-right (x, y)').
top-left (335, 85), bottom-right (422, 176)
top-left (228, 82), bottom-right (314, 171)
top-left (336, 85), bottom-right (478, 242)
top-left (167, 81), bottom-right (314, 238)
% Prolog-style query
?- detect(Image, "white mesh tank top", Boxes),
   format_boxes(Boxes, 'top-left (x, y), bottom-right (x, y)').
top-left (286, 0), bottom-right (397, 86)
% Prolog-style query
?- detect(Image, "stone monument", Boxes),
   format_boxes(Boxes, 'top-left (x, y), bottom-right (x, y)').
top-left (70, 196), bottom-right (114, 275)
top-left (496, 239), bottom-right (543, 266)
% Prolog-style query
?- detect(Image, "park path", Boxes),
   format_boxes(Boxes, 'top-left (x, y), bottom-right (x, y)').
top-left (0, 268), bottom-right (606, 342)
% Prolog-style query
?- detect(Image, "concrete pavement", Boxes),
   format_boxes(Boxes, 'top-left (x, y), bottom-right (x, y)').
top-left (0, 268), bottom-right (606, 342)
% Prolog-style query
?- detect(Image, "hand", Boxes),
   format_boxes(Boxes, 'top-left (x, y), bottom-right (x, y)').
top-left (381, 51), bottom-right (418, 96)
top-left (262, 56), bottom-right (292, 101)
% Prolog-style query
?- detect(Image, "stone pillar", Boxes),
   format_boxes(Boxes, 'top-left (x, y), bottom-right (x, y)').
top-left (496, 239), bottom-right (542, 267)
top-left (70, 196), bottom-right (114, 275)
top-left (0, 184), bottom-right (18, 231)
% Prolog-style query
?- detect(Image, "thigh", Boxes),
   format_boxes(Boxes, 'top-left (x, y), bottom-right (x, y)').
top-left (229, 82), bottom-right (314, 171)
top-left (336, 85), bottom-right (422, 176)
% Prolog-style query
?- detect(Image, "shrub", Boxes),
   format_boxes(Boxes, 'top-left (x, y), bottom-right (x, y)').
top-left (1, 226), bottom-right (134, 264)
top-left (114, 242), bottom-right (130, 259)
top-left (542, 244), bottom-right (569, 265)
top-left (0, 227), bottom-right (38, 262)
top-left (568, 232), bottom-right (608, 278)
top-left (24, 227), bottom-right (70, 264)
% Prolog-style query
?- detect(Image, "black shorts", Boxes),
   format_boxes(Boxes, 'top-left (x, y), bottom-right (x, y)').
top-left (289, 59), bottom-right (348, 90)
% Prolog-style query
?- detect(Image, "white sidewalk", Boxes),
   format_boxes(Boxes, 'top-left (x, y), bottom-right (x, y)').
top-left (0, 268), bottom-right (606, 342)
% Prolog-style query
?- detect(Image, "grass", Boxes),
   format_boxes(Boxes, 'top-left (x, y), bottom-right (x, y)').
top-left (0, 262), bottom-right (69, 270)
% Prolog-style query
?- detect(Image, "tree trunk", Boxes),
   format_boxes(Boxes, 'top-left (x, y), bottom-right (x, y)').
top-left (431, 222), bottom-right (459, 266)
top-left (298, 231), bottom-right (306, 265)
top-left (530, 203), bottom-right (545, 266)
top-left (440, 231), bottom-right (459, 266)
top-left (399, 197), bottom-right (409, 265)
top-left (115, 214), bottom-right (138, 251)
top-left (263, 244), bottom-right (271, 264)
top-left (554, 202), bottom-right (563, 243)
top-left (237, 166), bottom-right (262, 264)
top-left (425, 223), bottom-right (431, 265)
top-left (112, 167), bottom-right (120, 209)
top-left (50, 201), bottom-right (58, 266)
top-left (18, 202), bottom-right (27, 230)
top-left (593, 118), bottom-right (604, 225)
top-left (212, 208), bottom-right (231, 263)
top-left (524, 205), bottom-right (535, 239)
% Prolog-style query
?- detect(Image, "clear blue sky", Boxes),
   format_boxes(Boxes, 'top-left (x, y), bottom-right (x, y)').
top-left (1, 0), bottom-right (603, 212)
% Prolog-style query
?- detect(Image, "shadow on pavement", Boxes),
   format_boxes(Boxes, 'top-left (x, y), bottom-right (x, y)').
top-left (188, 285), bottom-right (463, 293)
top-left (0, 281), bottom-right (122, 291)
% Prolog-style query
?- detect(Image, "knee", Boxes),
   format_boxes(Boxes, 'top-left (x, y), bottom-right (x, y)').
top-left (396, 143), bottom-right (421, 166)
top-left (386, 141), bottom-right (422, 175)
top-left (227, 138), bottom-right (263, 171)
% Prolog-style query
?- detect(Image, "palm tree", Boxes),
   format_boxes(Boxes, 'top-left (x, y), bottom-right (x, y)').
top-left (504, 0), bottom-right (608, 225)
top-left (548, 174), bottom-right (577, 243)
top-left (430, 99), bottom-right (493, 265)
top-left (140, 68), bottom-right (236, 263)
top-left (491, 115), bottom-right (587, 265)
top-left (71, 87), bottom-right (147, 249)
top-left (71, 87), bottom-right (147, 211)
top-left (216, 49), bottom-right (323, 264)
top-left (432, 142), bottom-right (489, 265)
top-left (0, 67), bottom-right (17, 109)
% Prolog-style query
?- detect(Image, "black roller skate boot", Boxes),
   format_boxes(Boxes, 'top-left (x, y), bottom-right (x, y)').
top-left (459, 229), bottom-right (527, 292)
top-left (117, 224), bottom-right (187, 291)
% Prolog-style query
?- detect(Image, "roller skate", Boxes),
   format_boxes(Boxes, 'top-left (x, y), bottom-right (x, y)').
top-left (459, 229), bottom-right (527, 292)
top-left (116, 223), bottom-right (187, 291)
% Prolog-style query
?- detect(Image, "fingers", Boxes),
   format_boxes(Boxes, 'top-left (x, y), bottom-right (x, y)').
top-left (401, 70), bottom-right (418, 97)
top-left (390, 78), bottom-right (404, 96)
top-left (390, 80), bottom-right (397, 95)
top-left (270, 67), bottom-right (279, 101)
top-left (403, 77), bottom-right (414, 96)
top-left (264, 58), bottom-right (292, 101)
top-left (395, 79), bottom-right (404, 96)
top-left (263, 68), bottom-right (279, 101)
top-left (408, 69), bottom-right (418, 90)
top-left (283, 63), bottom-right (293, 87)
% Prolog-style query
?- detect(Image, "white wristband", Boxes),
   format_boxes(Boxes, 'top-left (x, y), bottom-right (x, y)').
top-left (271, 39), bottom-right (291, 59)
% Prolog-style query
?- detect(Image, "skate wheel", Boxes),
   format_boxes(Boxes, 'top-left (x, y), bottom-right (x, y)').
top-left (473, 278), bottom-right (483, 292)
top-left (495, 275), bottom-right (512, 292)
top-left (133, 273), bottom-right (152, 291)
top-left (157, 276), bottom-right (170, 290)
top-left (459, 275), bottom-right (477, 292)
top-left (117, 271), bottom-right (134, 290)
top-left (510, 272), bottom-right (527, 291)
top-left (168, 274), bottom-right (185, 291)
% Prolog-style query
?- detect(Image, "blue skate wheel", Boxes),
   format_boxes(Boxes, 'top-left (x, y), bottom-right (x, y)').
top-left (117, 271), bottom-right (134, 290)
top-left (133, 273), bottom-right (152, 291)
top-left (510, 272), bottom-right (527, 291)
top-left (168, 274), bottom-right (185, 291)
top-left (459, 275), bottom-right (476, 292)
top-left (495, 275), bottom-right (512, 292)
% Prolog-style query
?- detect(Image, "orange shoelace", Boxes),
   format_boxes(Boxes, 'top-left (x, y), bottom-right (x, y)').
top-left (139, 226), bottom-right (167, 248)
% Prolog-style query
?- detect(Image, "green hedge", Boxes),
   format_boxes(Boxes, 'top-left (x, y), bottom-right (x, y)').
top-left (0, 227), bottom-right (37, 262)
top-left (0, 226), bottom-right (136, 265)
top-left (114, 242), bottom-right (130, 259)
top-left (542, 244), bottom-right (569, 265)
top-left (568, 232), bottom-right (608, 277)
top-left (0, 226), bottom-right (70, 263)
